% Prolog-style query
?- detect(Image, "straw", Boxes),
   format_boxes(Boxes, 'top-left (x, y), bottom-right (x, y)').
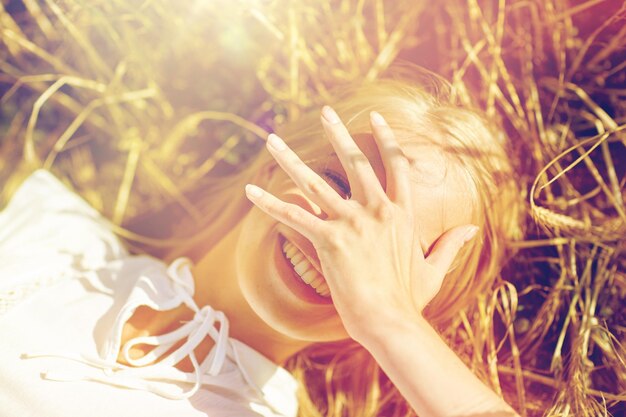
top-left (1, 1), bottom-right (625, 415)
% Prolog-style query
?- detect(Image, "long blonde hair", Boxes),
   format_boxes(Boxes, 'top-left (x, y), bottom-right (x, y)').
top-left (127, 74), bottom-right (521, 417)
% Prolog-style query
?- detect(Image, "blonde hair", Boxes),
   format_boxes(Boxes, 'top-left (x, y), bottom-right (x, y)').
top-left (127, 73), bottom-right (521, 417)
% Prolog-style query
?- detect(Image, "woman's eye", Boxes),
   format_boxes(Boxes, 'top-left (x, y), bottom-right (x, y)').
top-left (323, 170), bottom-right (351, 199)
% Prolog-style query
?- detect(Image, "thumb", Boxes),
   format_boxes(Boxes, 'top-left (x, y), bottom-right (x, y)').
top-left (425, 224), bottom-right (479, 274)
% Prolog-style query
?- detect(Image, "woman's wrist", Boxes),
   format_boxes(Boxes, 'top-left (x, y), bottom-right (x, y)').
top-left (347, 306), bottom-right (428, 348)
top-left (350, 308), bottom-right (520, 417)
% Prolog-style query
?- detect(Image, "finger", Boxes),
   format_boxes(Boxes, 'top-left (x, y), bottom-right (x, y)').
top-left (369, 111), bottom-right (412, 208)
top-left (320, 106), bottom-right (386, 204)
top-left (244, 183), bottom-right (327, 242)
top-left (266, 133), bottom-right (349, 218)
top-left (425, 224), bottom-right (479, 274)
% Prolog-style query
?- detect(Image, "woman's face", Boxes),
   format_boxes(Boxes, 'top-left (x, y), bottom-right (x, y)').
top-left (234, 133), bottom-right (474, 343)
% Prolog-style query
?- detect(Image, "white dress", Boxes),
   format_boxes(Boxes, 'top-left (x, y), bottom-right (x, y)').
top-left (0, 170), bottom-right (298, 417)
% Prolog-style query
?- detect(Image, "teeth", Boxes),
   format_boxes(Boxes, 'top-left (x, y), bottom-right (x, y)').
top-left (316, 284), bottom-right (330, 296)
top-left (282, 240), bottom-right (330, 298)
top-left (309, 275), bottom-right (324, 288)
top-left (300, 269), bottom-right (317, 284)
top-left (294, 260), bottom-right (311, 276)
top-left (285, 245), bottom-right (298, 258)
top-left (285, 246), bottom-right (298, 258)
top-left (290, 252), bottom-right (305, 265)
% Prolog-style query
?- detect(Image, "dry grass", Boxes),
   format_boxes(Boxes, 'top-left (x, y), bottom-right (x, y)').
top-left (1, 0), bottom-right (625, 416)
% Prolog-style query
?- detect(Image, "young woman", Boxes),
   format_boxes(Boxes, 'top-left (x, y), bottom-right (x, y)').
top-left (0, 78), bottom-right (521, 416)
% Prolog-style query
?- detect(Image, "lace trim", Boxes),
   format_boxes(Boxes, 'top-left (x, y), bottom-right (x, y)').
top-left (0, 272), bottom-right (71, 316)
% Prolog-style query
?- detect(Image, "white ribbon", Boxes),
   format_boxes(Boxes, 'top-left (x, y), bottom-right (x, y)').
top-left (24, 258), bottom-right (230, 400)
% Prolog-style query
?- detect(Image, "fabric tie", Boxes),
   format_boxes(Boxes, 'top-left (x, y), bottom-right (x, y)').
top-left (23, 258), bottom-right (230, 400)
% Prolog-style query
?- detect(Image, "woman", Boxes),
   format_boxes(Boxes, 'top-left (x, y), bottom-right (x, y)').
top-left (0, 78), bottom-right (521, 416)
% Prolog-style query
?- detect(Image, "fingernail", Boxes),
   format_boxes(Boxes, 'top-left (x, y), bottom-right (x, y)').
top-left (245, 184), bottom-right (263, 198)
top-left (463, 225), bottom-right (479, 243)
top-left (322, 105), bottom-right (340, 124)
top-left (370, 111), bottom-right (386, 126)
top-left (267, 133), bottom-right (287, 151)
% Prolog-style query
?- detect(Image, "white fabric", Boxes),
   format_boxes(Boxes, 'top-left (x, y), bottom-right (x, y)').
top-left (0, 170), bottom-right (298, 417)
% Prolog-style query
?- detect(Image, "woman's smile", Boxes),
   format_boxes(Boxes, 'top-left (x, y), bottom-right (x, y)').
top-left (282, 239), bottom-right (331, 296)
top-left (273, 233), bottom-right (333, 305)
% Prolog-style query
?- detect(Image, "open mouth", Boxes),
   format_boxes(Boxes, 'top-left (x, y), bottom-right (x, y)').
top-left (275, 234), bottom-right (333, 304)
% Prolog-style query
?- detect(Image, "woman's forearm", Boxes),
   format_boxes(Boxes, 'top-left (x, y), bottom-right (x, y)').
top-left (354, 313), bottom-right (520, 417)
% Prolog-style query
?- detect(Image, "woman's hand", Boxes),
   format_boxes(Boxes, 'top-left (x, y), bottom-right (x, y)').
top-left (245, 106), bottom-right (521, 417)
top-left (244, 106), bottom-right (477, 341)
